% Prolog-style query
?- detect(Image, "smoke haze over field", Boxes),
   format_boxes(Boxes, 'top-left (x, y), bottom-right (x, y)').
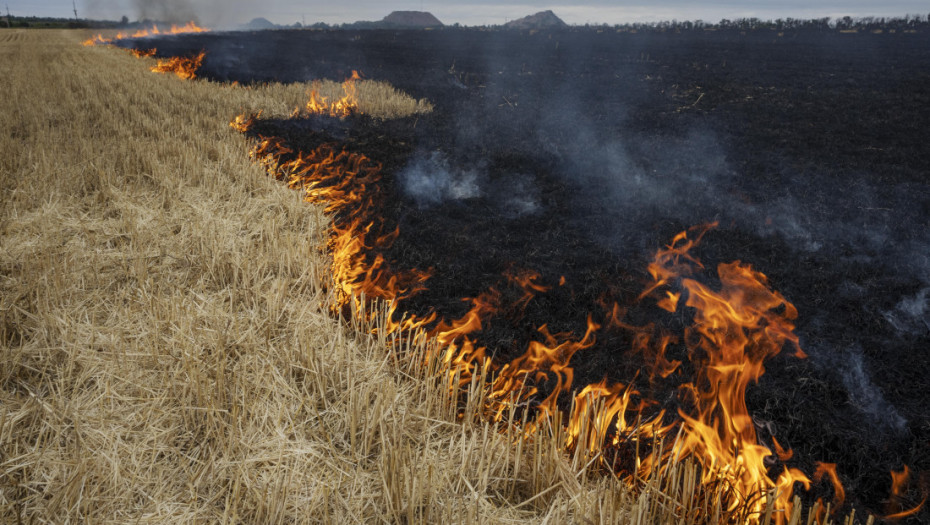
top-left (13, 0), bottom-right (930, 26)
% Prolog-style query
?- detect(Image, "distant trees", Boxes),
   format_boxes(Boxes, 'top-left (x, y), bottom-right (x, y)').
top-left (602, 15), bottom-right (929, 34)
top-left (280, 13), bottom-right (928, 34)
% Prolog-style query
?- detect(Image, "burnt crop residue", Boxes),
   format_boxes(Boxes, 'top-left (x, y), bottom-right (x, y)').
top-left (151, 27), bottom-right (930, 521)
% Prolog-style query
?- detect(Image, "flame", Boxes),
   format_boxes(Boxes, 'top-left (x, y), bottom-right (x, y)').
top-left (635, 224), bottom-right (814, 522)
top-left (150, 51), bottom-right (205, 80)
top-left (130, 48), bottom-right (157, 58)
top-left (884, 465), bottom-right (926, 520)
top-left (504, 267), bottom-right (550, 313)
top-left (83, 34), bottom-right (110, 46)
top-left (813, 462), bottom-right (845, 514)
top-left (232, 108), bottom-right (863, 522)
top-left (82, 22), bottom-right (208, 81)
top-left (229, 112), bottom-right (260, 133)
top-left (493, 318), bottom-right (599, 419)
top-left (566, 378), bottom-right (666, 462)
top-left (603, 302), bottom-right (681, 382)
top-left (83, 21), bottom-right (208, 47)
top-left (240, 130), bottom-right (432, 316)
top-left (165, 21), bottom-right (209, 35)
top-left (772, 437), bottom-right (793, 462)
top-left (303, 71), bottom-right (362, 118)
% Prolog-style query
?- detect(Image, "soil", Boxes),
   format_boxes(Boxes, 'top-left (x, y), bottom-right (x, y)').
top-left (136, 26), bottom-right (930, 520)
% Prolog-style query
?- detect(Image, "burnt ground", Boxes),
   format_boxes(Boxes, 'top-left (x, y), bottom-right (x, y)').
top-left (135, 27), bottom-right (929, 520)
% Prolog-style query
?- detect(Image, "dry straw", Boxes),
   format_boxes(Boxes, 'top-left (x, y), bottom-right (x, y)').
top-left (0, 29), bottom-right (859, 524)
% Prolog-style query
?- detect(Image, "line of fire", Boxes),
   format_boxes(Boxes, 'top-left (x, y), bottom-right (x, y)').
top-left (87, 23), bottom-right (929, 524)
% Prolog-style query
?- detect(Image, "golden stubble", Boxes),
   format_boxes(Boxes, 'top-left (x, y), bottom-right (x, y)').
top-left (0, 29), bottom-right (857, 525)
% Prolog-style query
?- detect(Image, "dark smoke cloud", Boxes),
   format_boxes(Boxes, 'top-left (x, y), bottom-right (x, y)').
top-left (84, 0), bottom-right (265, 28)
top-left (132, 0), bottom-right (198, 23)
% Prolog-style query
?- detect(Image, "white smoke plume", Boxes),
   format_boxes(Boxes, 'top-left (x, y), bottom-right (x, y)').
top-left (398, 152), bottom-right (541, 218)
top-left (398, 152), bottom-right (482, 208)
top-left (839, 346), bottom-right (908, 432)
top-left (884, 287), bottom-right (930, 334)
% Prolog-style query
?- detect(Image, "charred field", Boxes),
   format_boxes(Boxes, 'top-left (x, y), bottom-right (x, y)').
top-left (146, 27), bottom-right (928, 520)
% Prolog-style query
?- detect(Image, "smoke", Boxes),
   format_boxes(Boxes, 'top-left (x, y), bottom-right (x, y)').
top-left (535, 113), bottom-right (736, 254)
top-left (132, 0), bottom-right (198, 23)
top-left (815, 344), bottom-right (909, 432)
top-left (739, 171), bottom-right (930, 337)
top-left (398, 151), bottom-right (541, 218)
top-left (842, 347), bottom-right (907, 432)
top-left (528, 92), bottom-right (930, 331)
top-left (83, 0), bottom-right (267, 28)
top-left (884, 287), bottom-right (930, 335)
top-left (398, 152), bottom-right (482, 208)
top-left (494, 174), bottom-right (541, 218)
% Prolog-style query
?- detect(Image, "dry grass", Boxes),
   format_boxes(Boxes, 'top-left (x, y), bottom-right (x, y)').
top-left (0, 29), bottom-right (856, 524)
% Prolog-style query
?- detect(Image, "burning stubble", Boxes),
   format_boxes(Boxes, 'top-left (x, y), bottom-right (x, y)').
top-left (110, 27), bottom-right (930, 521)
top-left (7, 30), bottom-right (637, 525)
top-left (523, 94), bottom-right (929, 442)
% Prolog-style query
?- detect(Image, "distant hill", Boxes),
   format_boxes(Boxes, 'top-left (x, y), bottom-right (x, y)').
top-left (241, 17), bottom-right (277, 30)
top-left (380, 11), bottom-right (443, 28)
top-left (504, 10), bottom-right (566, 30)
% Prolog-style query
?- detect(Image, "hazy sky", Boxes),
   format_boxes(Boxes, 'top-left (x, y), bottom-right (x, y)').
top-left (11, 0), bottom-right (930, 27)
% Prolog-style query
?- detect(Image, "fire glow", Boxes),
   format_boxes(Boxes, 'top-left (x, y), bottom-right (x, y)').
top-left (226, 74), bottom-right (869, 522)
top-left (149, 51), bottom-right (206, 80)
top-left (82, 21), bottom-right (208, 80)
top-left (296, 71), bottom-right (363, 118)
top-left (82, 21), bottom-right (208, 47)
top-left (221, 70), bottom-right (930, 522)
top-left (75, 25), bottom-right (928, 521)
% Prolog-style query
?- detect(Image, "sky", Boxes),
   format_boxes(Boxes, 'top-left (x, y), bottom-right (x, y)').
top-left (9, 0), bottom-right (930, 27)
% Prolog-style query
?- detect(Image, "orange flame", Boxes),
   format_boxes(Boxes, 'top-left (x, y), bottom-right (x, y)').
top-left (229, 112), bottom-right (260, 133)
top-left (303, 71), bottom-right (362, 118)
top-left (83, 34), bottom-right (110, 46)
top-left (232, 110), bottom-right (862, 523)
top-left (813, 462), bottom-right (846, 514)
top-left (505, 267), bottom-right (550, 313)
top-left (150, 51), bottom-right (205, 80)
top-left (884, 465), bottom-right (926, 520)
top-left (603, 302), bottom-right (681, 382)
top-left (82, 21), bottom-right (208, 47)
top-left (493, 318), bottom-right (599, 419)
top-left (130, 48), bottom-right (157, 58)
top-left (240, 132), bottom-right (432, 316)
top-left (636, 224), bottom-right (814, 522)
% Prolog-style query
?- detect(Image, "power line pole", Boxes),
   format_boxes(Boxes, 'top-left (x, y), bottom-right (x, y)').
top-left (4, 4), bottom-right (10, 28)
top-left (72, 0), bottom-right (78, 20)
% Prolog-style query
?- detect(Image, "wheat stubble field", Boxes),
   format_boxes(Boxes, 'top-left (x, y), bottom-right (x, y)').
top-left (4, 28), bottom-right (889, 524)
top-left (0, 29), bottom-right (679, 524)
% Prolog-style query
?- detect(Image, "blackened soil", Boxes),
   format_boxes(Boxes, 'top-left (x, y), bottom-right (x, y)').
top-left (141, 27), bottom-right (930, 520)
